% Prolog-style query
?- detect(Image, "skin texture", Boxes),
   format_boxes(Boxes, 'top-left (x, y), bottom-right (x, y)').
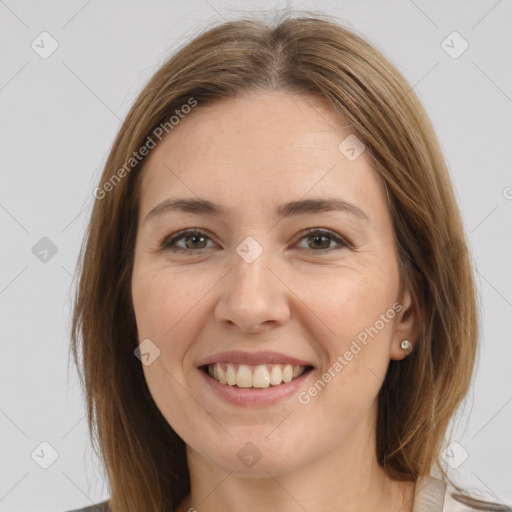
top-left (131, 91), bottom-right (419, 512)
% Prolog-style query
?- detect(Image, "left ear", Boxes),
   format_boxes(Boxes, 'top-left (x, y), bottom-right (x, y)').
top-left (390, 287), bottom-right (421, 361)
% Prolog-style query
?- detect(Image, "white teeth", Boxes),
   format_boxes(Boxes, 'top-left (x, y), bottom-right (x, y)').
top-left (269, 365), bottom-right (282, 385)
top-left (217, 364), bottom-right (227, 384)
top-left (226, 364), bottom-right (237, 385)
top-left (253, 365), bottom-right (270, 388)
top-left (206, 363), bottom-right (308, 388)
top-left (282, 364), bottom-right (293, 383)
top-left (236, 365), bottom-right (253, 388)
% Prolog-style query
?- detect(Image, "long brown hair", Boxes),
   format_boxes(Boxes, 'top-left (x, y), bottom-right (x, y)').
top-left (71, 11), bottom-right (508, 512)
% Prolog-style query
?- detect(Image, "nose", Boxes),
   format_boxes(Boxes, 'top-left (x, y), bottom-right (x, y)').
top-left (214, 248), bottom-right (291, 333)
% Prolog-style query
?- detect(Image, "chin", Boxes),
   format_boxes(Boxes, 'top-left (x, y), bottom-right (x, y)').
top-left (191, 431), bottom-right (308, 477)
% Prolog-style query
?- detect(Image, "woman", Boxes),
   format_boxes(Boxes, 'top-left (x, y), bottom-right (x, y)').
top-left (69, 12), bottom-right (510, 512)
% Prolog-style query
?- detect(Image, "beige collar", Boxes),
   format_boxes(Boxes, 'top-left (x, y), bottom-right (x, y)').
top-left (411, 476), bottom-right (447, 512)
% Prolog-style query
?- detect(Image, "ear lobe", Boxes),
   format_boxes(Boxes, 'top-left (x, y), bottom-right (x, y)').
top-left (390, 288), bottom-right (421, 361)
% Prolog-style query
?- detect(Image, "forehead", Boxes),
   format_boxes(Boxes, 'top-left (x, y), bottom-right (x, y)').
top-left (138, 91), bottom-right (386, 221)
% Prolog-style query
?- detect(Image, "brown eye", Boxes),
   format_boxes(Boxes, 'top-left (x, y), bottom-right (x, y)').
top-left (307, 233), bottom-right (331, 250)
top-left (160, 228), bottom-right (349, 254)
top-left (296, 228), bottom-right (349, 251)
top-left (182, 233), bottom-right (208, 249)
top-left (160, 229), bottom-right (213, 252)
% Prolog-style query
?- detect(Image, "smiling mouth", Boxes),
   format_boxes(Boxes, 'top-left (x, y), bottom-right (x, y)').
top-left (201, 363), bottom-right (315, 389)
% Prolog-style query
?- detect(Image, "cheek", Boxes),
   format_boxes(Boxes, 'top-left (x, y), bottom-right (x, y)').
top-left (132, 268), bottom-right (206, 434)
top-left (296, 265), bottom-right (399, 346)
top-left (132, 266), bottom-right (202, 336)
top-left (132, 265), bottom-right (221, 376)
top-left (294, 266), bottom-right (398, 400)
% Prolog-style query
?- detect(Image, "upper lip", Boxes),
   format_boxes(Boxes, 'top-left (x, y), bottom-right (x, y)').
top-left (197, 350), bottom-right (315, 368)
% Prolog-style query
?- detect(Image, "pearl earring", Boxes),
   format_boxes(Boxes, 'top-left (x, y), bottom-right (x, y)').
top-left (401, 339), bottom-right (412, 352)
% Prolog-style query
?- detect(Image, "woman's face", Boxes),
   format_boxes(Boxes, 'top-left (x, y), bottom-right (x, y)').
top-left (131, 91), bottom-right (417, 477)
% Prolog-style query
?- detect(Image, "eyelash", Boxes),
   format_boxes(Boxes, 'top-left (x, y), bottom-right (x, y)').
top-left (158, 228), bottom-right (351, 254)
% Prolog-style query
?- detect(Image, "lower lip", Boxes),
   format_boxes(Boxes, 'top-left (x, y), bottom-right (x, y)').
top-left (198, 367), bottom-right (315, 406)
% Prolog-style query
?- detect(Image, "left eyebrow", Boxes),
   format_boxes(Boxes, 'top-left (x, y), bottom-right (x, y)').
top-left (276, 198), bottom-right (369, 221)
top-left (144, 197), bottom-right (369, 224)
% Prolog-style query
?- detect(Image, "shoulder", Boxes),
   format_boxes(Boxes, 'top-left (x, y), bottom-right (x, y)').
top-left (413, 476), bottom-right (511, 512)
top-left (65, 500), bottom-right (111, 512)
top-left (444, 488), bottom-right (512, 512)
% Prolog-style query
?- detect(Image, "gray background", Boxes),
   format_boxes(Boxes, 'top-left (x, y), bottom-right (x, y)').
top-left (1, 1), bottom-right (511, 511)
